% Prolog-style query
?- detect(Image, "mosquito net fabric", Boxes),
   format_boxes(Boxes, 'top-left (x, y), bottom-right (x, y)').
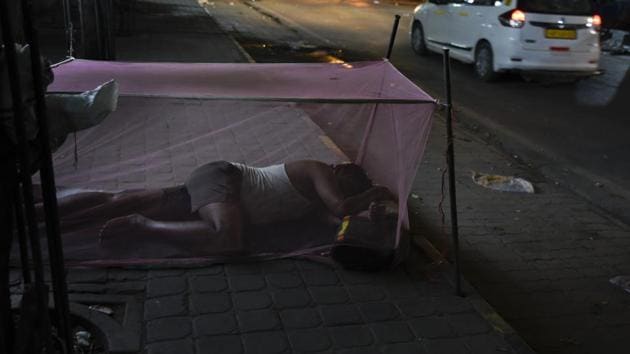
top-left (42, 59), bottom-right (436, 267)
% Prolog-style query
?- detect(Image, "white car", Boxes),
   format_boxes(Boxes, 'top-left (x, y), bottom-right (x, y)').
top-left (410, 0), bottom-right (602, 81)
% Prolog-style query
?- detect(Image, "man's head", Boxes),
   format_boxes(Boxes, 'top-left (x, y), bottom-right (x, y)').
top-left (332, 163), bottom-right (372, 197)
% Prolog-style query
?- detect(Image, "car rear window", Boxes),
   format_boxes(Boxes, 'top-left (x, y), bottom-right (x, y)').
top-left (518, 0), bottom-right (595, 15)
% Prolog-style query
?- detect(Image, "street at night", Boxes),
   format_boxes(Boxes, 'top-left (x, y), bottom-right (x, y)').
top-left (2, 1), bottom-right (629, 353)
top-left (207, 0), bottom-right (630, 223)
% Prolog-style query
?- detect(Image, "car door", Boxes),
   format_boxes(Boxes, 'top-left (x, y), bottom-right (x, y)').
top-left (447, 0), bottom-right (474, 53)
top-left (422, 0), bottom-right (452, 46)
top-left (448, 0), bottom-right (498, 56)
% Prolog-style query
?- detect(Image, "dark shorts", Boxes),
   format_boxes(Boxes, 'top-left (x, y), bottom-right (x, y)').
top-left (184, 161), bottom-right (242, 212)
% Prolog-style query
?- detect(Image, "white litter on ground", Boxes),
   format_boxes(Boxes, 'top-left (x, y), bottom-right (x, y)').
top-left (610, 275), bottom-right (630, 294)
top-left (472, 171), bottom-right (535, 194)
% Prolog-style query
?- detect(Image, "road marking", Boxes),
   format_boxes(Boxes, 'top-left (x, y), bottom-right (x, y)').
top-left (242, 0), bottom-right (335, 46)
top-left (201, 4), bottom-right (256, 63)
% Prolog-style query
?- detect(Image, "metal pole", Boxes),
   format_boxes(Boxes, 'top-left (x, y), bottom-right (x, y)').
top-left (386, 15), bottom-right (401, 60)
top-left (60, 0), bottom-right (74, 57)
top-left (12, 187), bottom-right (32, 284)
top-left (21, 0), bottom-right (75, 350)
top-left (93, 0), bottom-right (103, 59)
top-left (0, 0), bottom-right (53, 350)
top-left (443, 48), bottom-right (463, 297)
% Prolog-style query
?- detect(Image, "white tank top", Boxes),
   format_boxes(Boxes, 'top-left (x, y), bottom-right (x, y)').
top-left (231, 163), bottom-right (314, 224)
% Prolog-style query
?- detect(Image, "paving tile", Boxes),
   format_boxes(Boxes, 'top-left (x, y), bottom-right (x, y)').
top-left (107, 269), bottom-right (147, 281)
top-left (242, 331), bottom-right (288, 354)
top-left (186, 265), bottom-right (224, 276)
top-left (146, 317), bottom-right (192, 343)
top-left (237, 309), bottom-right (281, 333)
top-left (149, 269), bottom-right (187, 278)
top-left (396, 298), bottom-right (437, 317)
top-left (301, 270), bottom-right (340, 286)
top-left (190, 275), bottom-right (228, 293)
top-left (68, 283), bottom-right (105, 293)
top-left (190, 293), bottom-right (232, 314)
top-left (225, 262), bottom-right (261, 276)
top-left (464, 334), bottom-right (514, 354)
top-left (196, 335), bottom-right (243, 354)
top-left (381, 342), bottom-right (428, 354)
top-left (447, 313), bottom-right (491, 336)
top-left (194, 312), bottom-right (238, 337)
top-left (147, 276), bottom-right (187, 298)
top-left (320, 304), bottom-right (364, 326)
top-left (146, 338), bottom-right (194, 354)
top-left (329, 325), bottom-right (374, 348)
top-left (338, 270), bottom-right (375, 285)
top-left (422, 338), bottom-right (470, 354)
top-left (309, 286), bottom-right (349, 305)
top-left (410, 316), bottom-right (455, 339)
top-left (261, 259), bottom-right (296, 273)
top-left (347, 285), bottom-right (387, 302)
top-left (66, 269), bottom-right (108, 283)
top-left (266, 273), bottom-right (303, 289)
top-left (230, 275), bottom-right (267, 292)
top-left (295, 259), bottom-right (334, 272)
top-left (280, 308), bottom-right (322, 329)
top-left (144, 295), bottom-right (187, 321)
top-left (384, 283), bottom-right (422, 300)
top-left (370, 322), bottom-right (415, 344)
top-left (360, 303), bottom-right (401, 322)
top-left (287, 328), bottom-right (332, 352)
top-left (336, 347), bottom-right (380, 354)
top-left (433, 296), bottom-right (474, 314)
top-left (233, 291), bottom-right (272, 311)
top-left (106, 281), bottom-right (146, 294)
top-left (270, 289), bottom-right (311, 310)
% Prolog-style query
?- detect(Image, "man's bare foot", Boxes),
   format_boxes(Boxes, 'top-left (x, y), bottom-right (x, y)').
top-left (98, 214), bottom-right (148, 244)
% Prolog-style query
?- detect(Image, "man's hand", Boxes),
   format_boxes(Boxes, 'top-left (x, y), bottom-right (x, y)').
top-left (371, 185), bottom-right (397, 201)
top-left (368, 200), bottom-right (398, 223)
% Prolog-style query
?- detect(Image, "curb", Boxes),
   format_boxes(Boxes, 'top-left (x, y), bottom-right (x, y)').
top-left (451, 103), bottom-right (630, 228)
top-left (200, 5), bottom-right (256, 64)
top-left (438, 263), bottom-right (538, 354)
top-left (227, 32), bottom-right (256, 63)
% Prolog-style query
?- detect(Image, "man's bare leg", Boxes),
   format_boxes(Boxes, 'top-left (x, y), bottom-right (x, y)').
top-left (36, 191), bottom-right (114, 223)
top-left (54, 191), bottom-right (116, 217)
top-left (55, 189), bottom-right (170, 232)
top-left (97, 201), bottom-right (245, 254)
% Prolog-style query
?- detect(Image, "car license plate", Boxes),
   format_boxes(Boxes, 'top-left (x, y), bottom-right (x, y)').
top-left (545, 29), bottom-right (577, 40)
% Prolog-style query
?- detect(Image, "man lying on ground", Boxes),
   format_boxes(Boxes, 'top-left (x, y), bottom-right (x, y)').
top-left (51, 160), bottom-right (397, 253)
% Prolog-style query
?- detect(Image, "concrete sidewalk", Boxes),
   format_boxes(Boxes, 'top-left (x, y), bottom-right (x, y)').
top-left (411, 113), bottom-right (630, 354)
top-left (115, 0), bottom-right (252, 63)
top-left (13, 0), bottom-right (628, 353)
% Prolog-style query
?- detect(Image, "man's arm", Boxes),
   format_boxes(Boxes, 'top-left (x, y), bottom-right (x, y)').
top-left (310, 164), bottom-right (395, 218)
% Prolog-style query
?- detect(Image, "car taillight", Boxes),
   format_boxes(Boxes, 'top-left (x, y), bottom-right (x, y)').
top-left (588, 14), bottom-right (602, 30)
top-left (499, 9), bottom-right (526, 28)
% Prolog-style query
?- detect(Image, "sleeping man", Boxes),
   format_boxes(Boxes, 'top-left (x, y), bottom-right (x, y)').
top-left (53, 160), bottom-right (397, 253)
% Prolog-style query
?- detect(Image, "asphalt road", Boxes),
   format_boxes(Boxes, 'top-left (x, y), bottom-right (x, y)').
top-left (206, 0), bottom-right (630, 221)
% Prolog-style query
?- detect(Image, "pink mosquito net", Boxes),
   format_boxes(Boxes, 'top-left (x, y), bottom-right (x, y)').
top-left (41, 59), bottom-right (436, 267)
